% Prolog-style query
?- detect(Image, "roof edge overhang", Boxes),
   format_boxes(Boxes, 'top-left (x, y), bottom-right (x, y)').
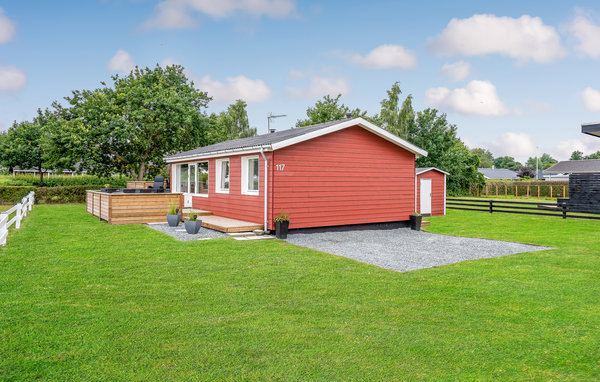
top-left (416, 167), bottom-right (450, 176)
top-left (270, 117), bottom-right (428, 157)
top-left (582, 122), bottom-right (600, 138)
top-left (165, 145), bottom-right (273, 163)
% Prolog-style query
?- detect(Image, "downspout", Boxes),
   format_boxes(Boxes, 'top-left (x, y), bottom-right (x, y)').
top-left (414, 158), bottom-right (418, 214)
top-left (260, 147), bottom-right (269, 232)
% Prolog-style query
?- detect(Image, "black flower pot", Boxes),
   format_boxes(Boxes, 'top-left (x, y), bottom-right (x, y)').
top-left (410, 215), bottom-right (422, 231)
top-left (167, 214), bottom-right (181, 227)
top-left (184, 219), bottom-right (202, 234)
top-left (275, 220), bottom-right (289, 239)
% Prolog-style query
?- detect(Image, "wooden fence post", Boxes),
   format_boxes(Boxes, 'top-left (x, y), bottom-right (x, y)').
top-left (15, 203), bottom-right (22, 229)
top-left (538, 185), bottom-right (540, 199)
top-left (563, 185), bottom-right (566, 198)
top-left (489, 200), bottom-right (493, 213)
top-left (496, 185), bottom-right (498, 197)
top-left (562, 205), bottom-right (567, 219)
top-left (486, 184), bottom-right (488, 196)
top-left (505, 184), bottom-right (507, 198)
top-left (550, 186), bottom-right (553, 199)
top-left (527, 184), bottom-right (530, 197)
top-left (515, 185), bottom-right (518, 198)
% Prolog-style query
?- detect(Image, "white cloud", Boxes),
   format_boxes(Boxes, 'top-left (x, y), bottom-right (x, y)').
top-left (430, 14), bottom-right (565, 63)
top-left (441, 61), bottom-right (470, 81)
top-left (582, 87), bottom-right (600, 111)
top-left (552, 136), bottom-right (600, 160)
top-left (0, 63), bottom-right (26, 92)
top-left (287, 68), bottom-right (306, 81)
top-left (287, 76), bottom-right (351, 99)
top-left (144, 0), bottom-right (296, 29)
top-left (425, 80), bottom-right (507, 116)
top-left (0, 8), bottom-right (16, 44)
top-left (565, 11), bottom-right (600, 58)
top-left (195, 75), bottom-right (271, 103)
top-left (486, 132), bottom-right (537, 161)
top-left (107, 50), bottom-right (135, 73)
top-left (350, 44), bottom-right (417, 69)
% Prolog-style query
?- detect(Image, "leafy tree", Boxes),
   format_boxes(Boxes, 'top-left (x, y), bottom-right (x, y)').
top-left (570, 150), bottom-right (584, 160)
top-left (64, 65), bottom-right (211, 180)
top-left (1, 111), bottom-right (52, 183)
top-left (585, 151), bottom-right (600, 159)
top-left (296, 94), bottom-right (366, 127)
top-left (407, 108), bottom-right (483, 194)
top-left (208, 100), bottom-right (256, 142)
top-left (470, 148), bottom-right (494, 168)
top-left (493, 156), bottom-right (522, 171)
top-left (517, 166), bottom-right (536, 179)
top-left (372, 82), bottom-right (414, 139)
top-left (526, 153), bottom-right (557, 170)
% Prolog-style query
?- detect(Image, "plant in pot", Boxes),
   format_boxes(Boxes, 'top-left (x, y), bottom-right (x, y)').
top-left (409, 212), bottom-right (422, 231)
top-left (274, 211), bottom-right (290, 239)
top-left (166, 202), bottom-right (181, 227)
top-left (184, 214), bottom-right (202, 234)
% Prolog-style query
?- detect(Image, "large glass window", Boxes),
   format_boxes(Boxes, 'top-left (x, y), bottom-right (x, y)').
top-left (189, 164), bottom-right (196, 194)
top-left (179, 164), bottom-right (188, 193)
top-left (216, 159), bottom-right (230, 193)
top-left (198, 162), bottom-right (209, 194)
top-left (242, 156), bottom-right (259, 195)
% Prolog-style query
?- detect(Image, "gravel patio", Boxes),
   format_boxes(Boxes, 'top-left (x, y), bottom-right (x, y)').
top-left (285, 227), bottom-right (554, 272)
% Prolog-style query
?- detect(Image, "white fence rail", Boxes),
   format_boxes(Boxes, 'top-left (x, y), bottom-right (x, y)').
top-left (0, 191), bottom-right (34, 246)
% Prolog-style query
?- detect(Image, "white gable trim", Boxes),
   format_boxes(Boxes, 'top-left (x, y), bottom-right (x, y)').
top-left (416, 167), bottom-right (450, 176)
top-left (165, 146), bottom-right (271, 163)
top-left (270, 117), bottom-right (428, 157)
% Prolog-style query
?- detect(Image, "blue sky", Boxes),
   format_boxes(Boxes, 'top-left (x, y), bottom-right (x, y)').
top-left (2, 0), bottom-right (600, 161)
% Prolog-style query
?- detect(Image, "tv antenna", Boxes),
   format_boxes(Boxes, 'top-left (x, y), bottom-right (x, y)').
top-left (267, 113), bottom-right (286, 133)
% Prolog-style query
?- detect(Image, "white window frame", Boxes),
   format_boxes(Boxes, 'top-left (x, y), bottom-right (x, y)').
top-left (195, 161), bottom-right (209, 198)
top-left (241, 155), bottom-right (260, 196)
top-left (173, 162), bottom-right (209, 197)
top-left (215, 158), bottom-right (230, 194)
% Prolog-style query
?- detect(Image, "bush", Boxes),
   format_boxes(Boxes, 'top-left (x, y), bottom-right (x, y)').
top-left (0, 175), bottom-right (129, 187)
top-left (0, 185), bottom-right (105, 205)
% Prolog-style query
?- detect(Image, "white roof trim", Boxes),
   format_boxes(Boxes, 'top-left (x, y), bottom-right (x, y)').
top-left (165, 146), bottom-right (272, 163)
top-left (416, 167), bottom-right (450, 176)
top-left (270, 117), bottom-right (428, 157)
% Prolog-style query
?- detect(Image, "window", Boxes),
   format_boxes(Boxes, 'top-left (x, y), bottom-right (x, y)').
top-left (216, 159), bottom-right (230, 193)
top-left (178, 164), bottom-right (188, 193)
top-left (241, 156), bottom-right (259, 195)
top-left (174, 162), bottom-right (209, 196)
top-left (198, 162), bottom-right (209, 195)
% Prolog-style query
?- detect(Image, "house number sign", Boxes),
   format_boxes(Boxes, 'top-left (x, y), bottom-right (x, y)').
top-left (275, 164), bottom-right (285, 171)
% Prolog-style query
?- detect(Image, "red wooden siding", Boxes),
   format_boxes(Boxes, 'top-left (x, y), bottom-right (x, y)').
top-left (171, 153), bottom-right (273, 227)
top-left (416, 170), bottom-right (445, 216)
top-left (271, 125), bottom-right (416, 229)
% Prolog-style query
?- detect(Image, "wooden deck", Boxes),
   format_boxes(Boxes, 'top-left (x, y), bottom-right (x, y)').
top-left (200, 215), bottom-right (263, 233)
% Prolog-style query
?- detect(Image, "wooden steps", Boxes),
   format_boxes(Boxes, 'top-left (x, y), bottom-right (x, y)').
top-left (182, 208), bottom-right (213, 216)
top-left (200, 215), bottom-right (263, 233)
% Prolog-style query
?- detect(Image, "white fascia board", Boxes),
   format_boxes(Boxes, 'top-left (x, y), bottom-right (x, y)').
top-left (165, 146), bottom-right (272, 163)
top-left (416, 167), bottom-right (450, 176)
top-left (270, 117), bottom-right (428, 157)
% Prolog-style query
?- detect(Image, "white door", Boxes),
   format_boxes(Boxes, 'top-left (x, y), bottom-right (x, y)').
top-left (420, 178), bottom-right (432, 215)
top-left (183, 164), bottom-right (195, 208)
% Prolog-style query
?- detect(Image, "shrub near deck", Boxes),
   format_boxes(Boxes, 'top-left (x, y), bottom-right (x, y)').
top-left (1, 205), bottom-right (599, 380)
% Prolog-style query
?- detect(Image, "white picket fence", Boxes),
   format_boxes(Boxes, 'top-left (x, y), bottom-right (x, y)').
top-left (0, 191), bottom-right (35, 246)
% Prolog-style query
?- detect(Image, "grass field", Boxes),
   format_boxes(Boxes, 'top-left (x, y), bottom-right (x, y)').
top-left (1, 205), bottom-right (599, 380)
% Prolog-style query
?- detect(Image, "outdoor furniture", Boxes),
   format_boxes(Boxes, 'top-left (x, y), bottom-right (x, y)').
top-left (148, 176), bottom-right (165, 191)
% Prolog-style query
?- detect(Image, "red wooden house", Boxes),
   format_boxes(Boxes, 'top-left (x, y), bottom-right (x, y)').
top-left (165, 117), bottom-right (446, 231)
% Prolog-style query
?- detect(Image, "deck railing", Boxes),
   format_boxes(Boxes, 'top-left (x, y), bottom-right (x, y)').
top-left (0, 191), bottom-right (35, 246)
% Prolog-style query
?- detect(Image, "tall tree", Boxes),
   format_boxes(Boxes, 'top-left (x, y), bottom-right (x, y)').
top-left (470, 148), bottom-right (494, 168)
top-left (585, 151), bottom-right (600, 159)
top-left (526, 153), bottom-right (557, 170)
top-left (64, 65), bottom-right (211, 180)
top-left (407, 108), bottom-right (483, 194)
top-left (296, 94), bottom-right (366, 127)
top-left (209, 100), bottom-right (257, 142)
top-left (493, 156), bottom-right (522, 171)
top-left (372, 82), bottom-right (414, 139)
top-left (570, 150), bottom-right (584, 160)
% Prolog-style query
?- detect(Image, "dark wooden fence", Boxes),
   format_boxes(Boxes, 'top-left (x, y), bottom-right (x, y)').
top-left (446, 198), bottom-right (600, 220)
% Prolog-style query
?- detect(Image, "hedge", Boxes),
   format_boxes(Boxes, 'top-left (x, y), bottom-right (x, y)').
top-left (0, 185), bottom-right (104, 205)
top-left (0, 175), bottom-right (129, 187)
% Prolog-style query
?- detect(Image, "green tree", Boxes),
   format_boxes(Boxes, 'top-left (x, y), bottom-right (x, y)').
top-left (64, 65), bottom-right (211, 180)
top-left (372, 82), bottom-right (414, 139)
top-left (493, 156), bottom-right (522, 171)
top-left (407, 108), bottom-right (483, 194)
top-left (470, 148), bottom-right (494, 168)
top-left (296, 94), bottom-right (366, 127)
top-left (570, 150), bottom-right (584, 160)
top-left (585, 151), bottom-right (600, 159)
top-left (209, 100), bottom-right (257, 142)
top-left (526, 153), bottom-right (557, 170)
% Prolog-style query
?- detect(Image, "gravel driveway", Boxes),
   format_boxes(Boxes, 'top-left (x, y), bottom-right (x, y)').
top-left (285, 227), bottom-right (553, 272)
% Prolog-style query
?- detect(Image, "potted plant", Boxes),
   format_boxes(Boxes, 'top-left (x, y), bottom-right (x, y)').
top-left (166, 202), bottom-right (181, 227)
top-left (409, 212), bottom-right (422, 231)
top-left (274, 211), bottom-right (290, 239)
top-left (184, 214), bottom-right (202, 234)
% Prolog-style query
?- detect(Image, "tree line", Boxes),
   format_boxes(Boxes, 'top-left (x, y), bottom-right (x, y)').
top-left (0, 66), bottom-right (482, 193)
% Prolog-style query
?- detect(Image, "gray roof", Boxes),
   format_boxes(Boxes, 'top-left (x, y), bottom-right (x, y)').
top-left (544, 160), bottom-right (600, 174)
top-left (478, 168), bottom-right (518, 180)
top-left (166, 118), bottom-right (353, 160)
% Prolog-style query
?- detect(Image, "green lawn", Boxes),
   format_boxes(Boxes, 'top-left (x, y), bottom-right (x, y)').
top-left (1, 205), bottom-right (599, 380)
